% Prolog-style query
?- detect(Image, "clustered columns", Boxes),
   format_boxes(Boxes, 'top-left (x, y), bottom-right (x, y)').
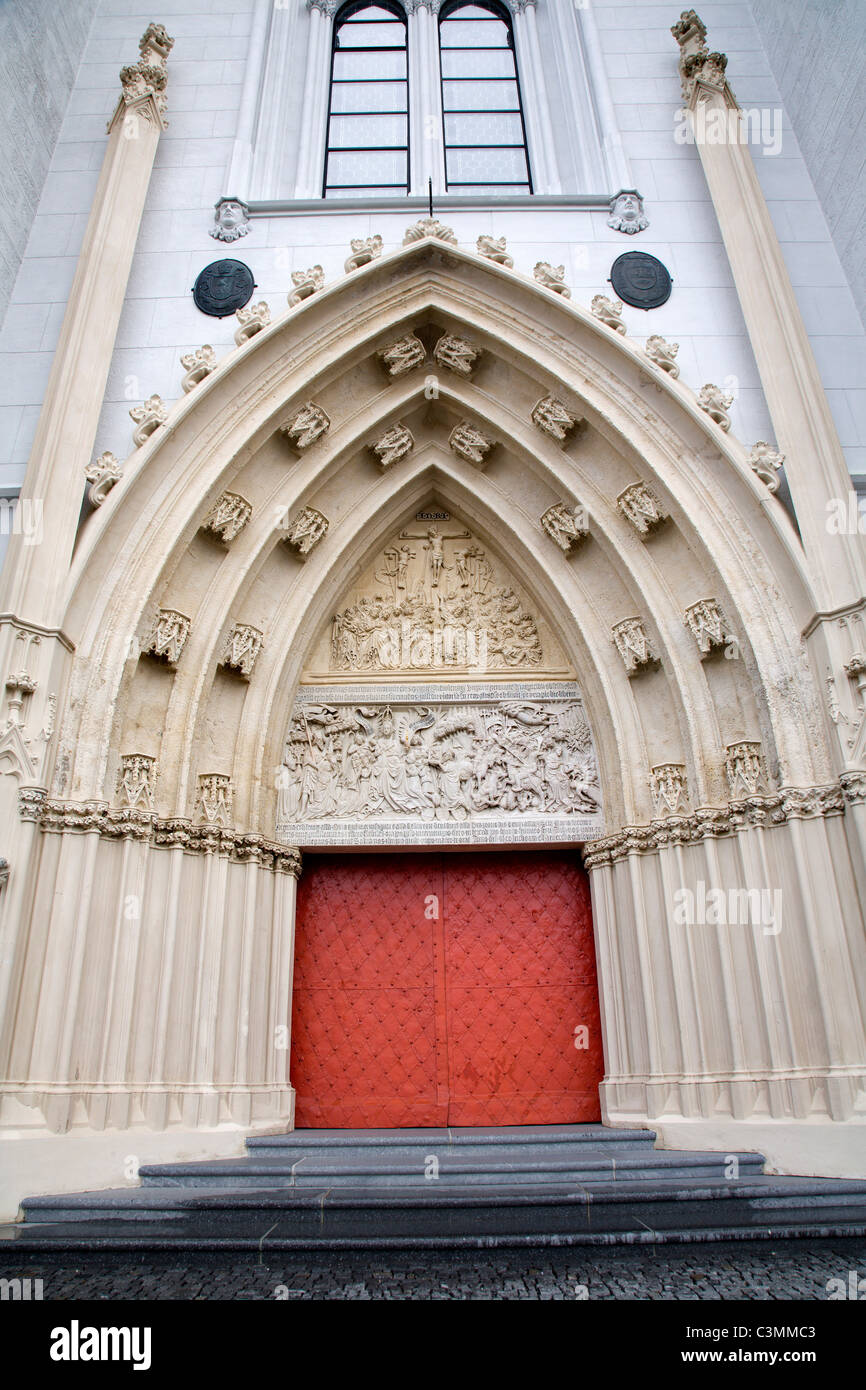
top-left (0, 24), bottom-right (174, 628)
top-left (671, 10), bottom-right (866, 615)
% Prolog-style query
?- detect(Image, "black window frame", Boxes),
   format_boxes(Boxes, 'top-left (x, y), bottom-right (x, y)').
top-left (438, 0), bottom-right (533, 194)
top-left (323, 0), bottom-right (410, 199)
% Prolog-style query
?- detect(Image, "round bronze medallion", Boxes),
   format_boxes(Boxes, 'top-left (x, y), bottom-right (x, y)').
top-left (609, 251), bottom-right (672, 310)
top-left (192, 259), bottom-right (255, 317)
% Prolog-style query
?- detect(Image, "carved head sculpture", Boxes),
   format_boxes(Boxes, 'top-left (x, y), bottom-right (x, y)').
top-left (608, 191), bottom-right (649, 234)
top-left (212, 199), bottom-right (250, 243)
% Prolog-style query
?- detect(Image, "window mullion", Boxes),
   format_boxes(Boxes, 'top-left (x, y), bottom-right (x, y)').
top-left (407, 2), bottom-right (446, 196)
top-left (506, 0), bottom-right (560, 194)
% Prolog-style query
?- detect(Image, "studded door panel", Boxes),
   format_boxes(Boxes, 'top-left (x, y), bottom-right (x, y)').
top-left (290, 850), bottom-right (602, 1127)
top-left (443, 852), bottom-right (603, 1124)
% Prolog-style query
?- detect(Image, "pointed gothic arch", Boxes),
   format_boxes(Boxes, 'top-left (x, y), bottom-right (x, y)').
top-left (2, 236), bottom-right (864, 1169)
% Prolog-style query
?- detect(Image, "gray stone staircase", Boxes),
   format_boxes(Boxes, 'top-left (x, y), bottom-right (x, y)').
top-left (7, 1126), bottom-right (866, 1249)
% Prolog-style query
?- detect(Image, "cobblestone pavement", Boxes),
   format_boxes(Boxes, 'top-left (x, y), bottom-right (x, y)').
top-left (2, 1238), bottom-right (865, 1300)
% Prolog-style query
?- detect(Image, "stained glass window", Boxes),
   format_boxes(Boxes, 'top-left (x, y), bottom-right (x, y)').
top-left (439, 2), bottom-right (532, 193)
top-left (324, 3), bottom-right (409, 198)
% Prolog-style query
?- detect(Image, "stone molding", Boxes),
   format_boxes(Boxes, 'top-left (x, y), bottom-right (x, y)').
top-left (534, 262), bottom-right (570, 297)
top-left (84, 451), bottom-right (123, 507)
top-left (23, 794), bottom-right (302, 872)
top-left (476, 235), bottom-right (513, 268)
top-left (345, 235), bottom-right (383, 273)
top-left (644, 335), bottom-right (680, 377)
top-left (180, 345), bottom-right (216, 393)
top-left (129, 394), bottom-right (166, 447)
top-left (591, 294), bottom-right (626, 334)
top-left (288, 264), bottom-right (324, 307)
top-left (583, 783), bottom-right (848, 868)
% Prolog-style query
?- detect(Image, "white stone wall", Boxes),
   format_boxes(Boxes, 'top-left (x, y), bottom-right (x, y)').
top-left (750, 0), bottom-right (866, 343)
top-left (0, 0), bottom-right (863, 497)
top-left (0, 0), bottom-right (99, 326)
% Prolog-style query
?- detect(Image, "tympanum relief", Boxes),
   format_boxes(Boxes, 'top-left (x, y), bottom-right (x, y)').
top-left (276, 686), bottom-right (602, 844)
top-left (301, 516), bottom-right (570, 681)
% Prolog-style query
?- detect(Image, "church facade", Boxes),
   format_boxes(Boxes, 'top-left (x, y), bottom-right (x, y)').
top-left (0, 1), bottom-right (864, 1218)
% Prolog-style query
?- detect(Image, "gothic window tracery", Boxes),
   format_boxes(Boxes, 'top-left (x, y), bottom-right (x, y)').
top-left (324, 2), bottom-right (410, 198)
top-left (438, 1), bottom-right (531, 193)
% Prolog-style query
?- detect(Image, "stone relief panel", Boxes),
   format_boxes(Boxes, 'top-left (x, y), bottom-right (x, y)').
top-left (301, 513), bottom-right (571, 681)
top-left (276, 683), bottom-right (603, 846)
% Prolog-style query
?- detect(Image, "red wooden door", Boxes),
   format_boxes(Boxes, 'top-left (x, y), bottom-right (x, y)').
top-left (290, 850), bottom-right (603, 1128)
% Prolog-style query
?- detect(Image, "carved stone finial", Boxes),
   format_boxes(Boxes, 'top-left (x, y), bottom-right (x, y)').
top-left (650, 763), bottom-right (688, 817)
top-left (117, 753), bottom-right (157, 811)
top-left (684, 598), bottom-right (731, 658)
top-left (476, 234), bottom-right (513, 267)
top-left (591, 294), bottom-right (626, 334)
top-left (748, 441), bottom-right (784, 493)
top-left (644, 335), bottom-right (680, 377)
top-left (403, 217), bottom-right (457, 246)
top-left (234, 301), bottom-right (270, 345)
top-left (378, 333), bottom-right (426, 377)
top-left (449, 421), bottom-right (494, 468)
top-left (696, 383), bottom-right (734, 431)
top-left (612, 617), bottom-right (658, 675)
top-left (220, 624), bottom-right (263, 678)
top-left (534, 262), bottom-right (570, 297)
top-left (196, 773), bottom-right (233, 827)
top-left (288, 265), bottom-right (325, 307)
top-left (129, 394), bottom-right (166, 447)
top-left (85, 451), bottom-right (123, 507)
top-left (617, 483), bottom-right (667, 536)
top-left (433, 334), bottom-right (480, 378)
top-left (531, 396), bottom-right (582, 442)
top-left (608, 190), bottom-right (648, 235)
top-left (281, 506), bottom-right (329, 558)
top-left (541, 502), bottom-right (588, 554)
top-left (210, 198), bottom-right (250, 243)
top-left (117, 25), bottom-right (174, 121)
top-left (371, 423), bottom-right (414, 471)
top-left (139, 23), bottom-right (174, 63)
top-left (142, 609), bottom-right (190, 667)
top-left (280, 403), bottom-right (330, 450)
top-left (202, 491), bottom-right (252, 543)
top-left (724, 741), bottom-right (767, 798)
top-left (180, 344), bottom-right (216, 392)
top-left (671, 10), bottom-right (707, 50)
top-left (345, 235), bottom-right (383, 273)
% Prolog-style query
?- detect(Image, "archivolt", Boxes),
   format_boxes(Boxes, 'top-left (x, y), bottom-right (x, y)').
top-left (58, 240), bottom-right (826, 834)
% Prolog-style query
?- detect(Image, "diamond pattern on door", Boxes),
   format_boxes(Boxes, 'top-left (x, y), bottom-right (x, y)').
top-left (290, 850), bottom-right (603, 1127)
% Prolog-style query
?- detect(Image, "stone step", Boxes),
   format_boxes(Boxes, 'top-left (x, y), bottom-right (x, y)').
top-left (137, 1149), bottom-right (767, 1189)
top-left (13, 1176), bottom-right (866, 1248)
top-left (11, 1125), bottom-right (866, 1250)
top-left (246, 1125), bottom-right (658, 1154)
